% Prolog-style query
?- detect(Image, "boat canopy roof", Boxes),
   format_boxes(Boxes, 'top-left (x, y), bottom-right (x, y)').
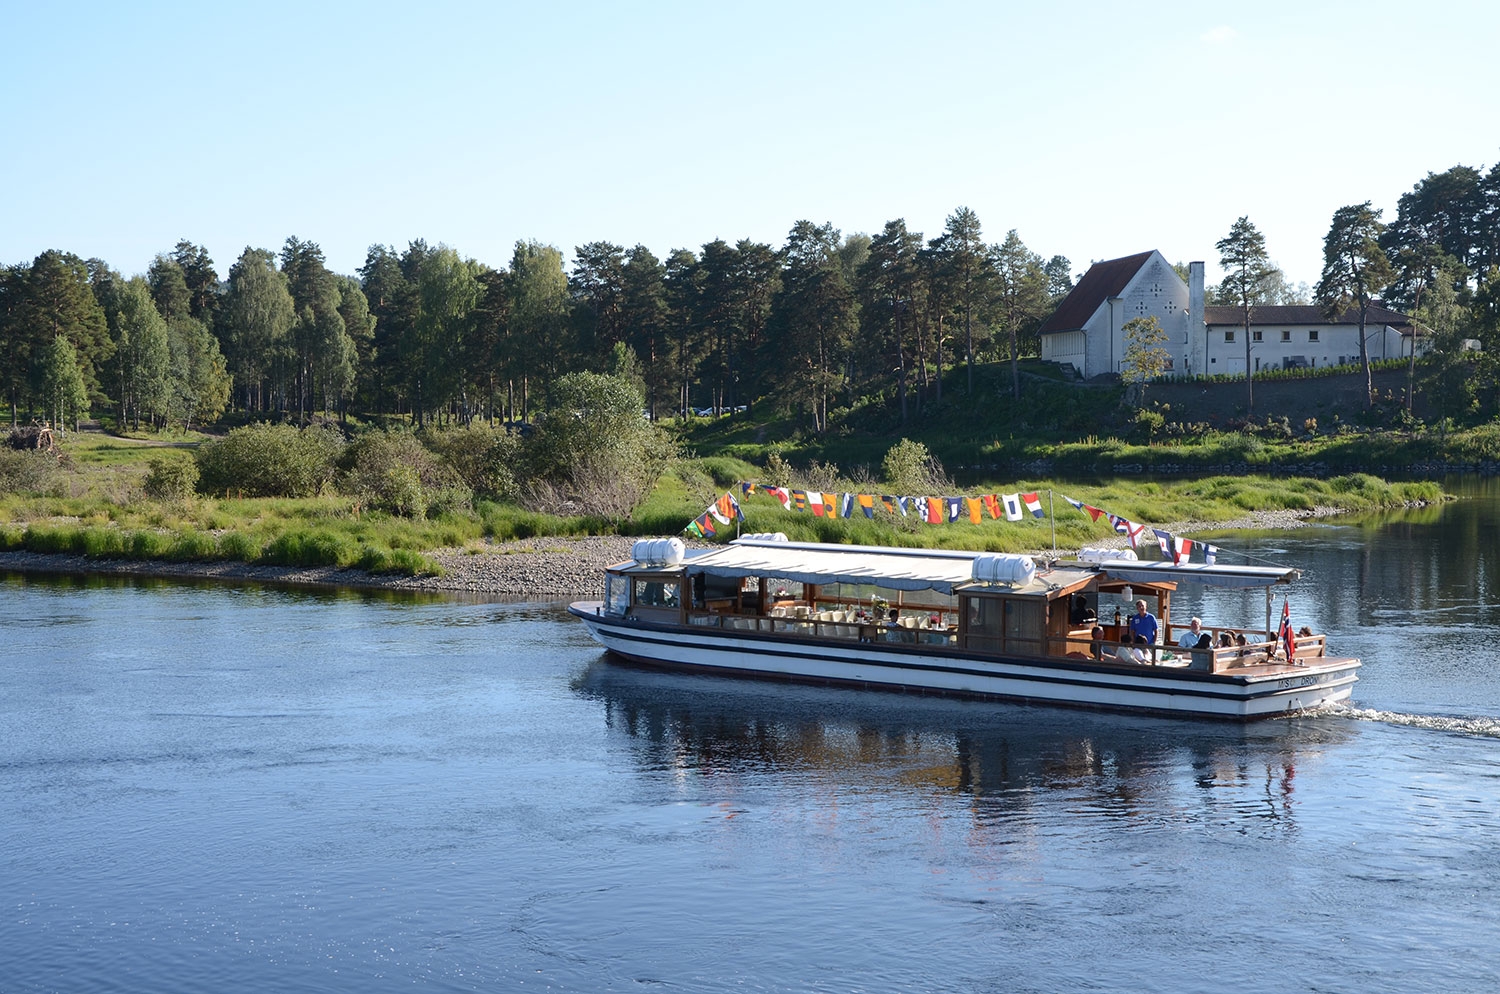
top-left (612, 540), bottom-right (1300, 595)
top-left (1079, 560), bottom-right (1301, 589)
top-left (633, 539), bottom-right (1086, 596)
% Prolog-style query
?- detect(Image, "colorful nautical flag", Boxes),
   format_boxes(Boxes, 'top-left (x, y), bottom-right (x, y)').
top-left (945, 497), bottom-right (962, 523)
top-left (823, 493), bottom-right (837, 517)
top-left (1002, 493), bottom-right (1023, 521)
top-left (1123, 519), bottom-right (1147, 549)
top-left (1062, 495), bottom-right (1085, 512)
top-left (1152, 528), bottom-right (1172, 557)
top-left (808, 491), bottom-right (825, 517)
top-left (963, 496), bottom-right (983, 524)
top-left (741, 482), bottom-right (754, 496)
top-left (858, 494), bottom-right (875, 519)
top-left (982, 494), bottom-right (1001, 520)
top-left (1082, 504), bottom-right (1105, 522)
top-left (684, 518), bottom-right (704, 538)
top-left (1204, 544), bottom-right (1218, 566)
top-left (925, 497), bottom-right (943, 524)
top-left (1279, 599), bottom-right (1297, 661)
top-left (768, 486), bottom-right (792, 511)
top-left (839, 493), bottom-right (855, 518)
top-left (1022, 492), bottom-right (1044, 518)
top-left (790, 489), bottom-right (808, 512)
top-left (1174, 536), bottom-right (1194, 565)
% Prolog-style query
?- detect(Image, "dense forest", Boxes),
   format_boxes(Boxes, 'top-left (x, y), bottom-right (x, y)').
top-left (4, 160), bottom-right (1500, 435)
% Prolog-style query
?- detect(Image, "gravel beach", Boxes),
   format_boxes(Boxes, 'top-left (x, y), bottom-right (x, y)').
top-left (0, 507), bottom-right (1350, 598)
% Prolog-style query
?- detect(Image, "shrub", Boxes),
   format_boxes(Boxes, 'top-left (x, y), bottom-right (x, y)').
top-left (196, 423), bottom-right (343, 497)
top-left (881, 438), bottom-right (952, 494)
top-left (338, 431), bottom-right (473, 518)
top-left (0, 449), bottom-right (68, 497)
top-left (421, 423), bottom-right (522, 500)
top-left (522, 371), bottom-right (676, 518)
top-left (143, 456), bottom-right (199, 501)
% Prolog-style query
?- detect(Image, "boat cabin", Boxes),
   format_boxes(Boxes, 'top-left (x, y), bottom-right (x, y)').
top-left (603, 538), bottom-right (1326, 676)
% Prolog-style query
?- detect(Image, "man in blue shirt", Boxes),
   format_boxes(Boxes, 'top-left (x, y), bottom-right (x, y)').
top-left (1127, 598), bottom-right (1158, 662)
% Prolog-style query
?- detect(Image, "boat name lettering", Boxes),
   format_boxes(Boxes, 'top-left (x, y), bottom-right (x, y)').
top-left (1277, 675), bottom-right (1319, 690)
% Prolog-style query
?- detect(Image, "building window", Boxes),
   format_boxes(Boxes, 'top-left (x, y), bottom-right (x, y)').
top-left (1224, 331), bottom-right (1234, 343)
top-left (1281, 330), bottom-right (1291, 342)
top-left (1309, 330), bottom-right (1320, 342)
top-left (1252, 330), bottom-right (1263, 343)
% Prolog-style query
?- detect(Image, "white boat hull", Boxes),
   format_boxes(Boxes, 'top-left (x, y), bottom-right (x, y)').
top-left (568, 603), bottom-right (1358, 720)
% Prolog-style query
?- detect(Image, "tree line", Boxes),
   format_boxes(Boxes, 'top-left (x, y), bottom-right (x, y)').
top-left (1210, 161), bottom-right (1500, 418)
top-left (0, 213), bottom-right (1070, 434)
top-left (4, 156), bottom-right (1499, 435)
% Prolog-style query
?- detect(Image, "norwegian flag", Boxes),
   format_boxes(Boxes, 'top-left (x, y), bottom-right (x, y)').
top-left (1279, 599), bottom-right (1297, 662)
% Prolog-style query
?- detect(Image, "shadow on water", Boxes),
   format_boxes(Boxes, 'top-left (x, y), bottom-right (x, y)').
top-left (572, 660), bottom-right (1353, 823)
top-left (0, 567), bottom-right (510, 606)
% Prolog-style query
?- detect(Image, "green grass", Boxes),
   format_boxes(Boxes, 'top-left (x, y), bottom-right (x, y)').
top-left (0, 413), bottom-right (1457, 573)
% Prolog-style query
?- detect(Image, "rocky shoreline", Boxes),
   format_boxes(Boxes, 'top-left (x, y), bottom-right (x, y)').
top-left (0, 507), bottom-right (1354, 598)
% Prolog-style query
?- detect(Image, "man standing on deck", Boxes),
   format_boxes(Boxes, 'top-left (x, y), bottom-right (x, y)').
top-left (1128, 599), bottom-right (1158, 663)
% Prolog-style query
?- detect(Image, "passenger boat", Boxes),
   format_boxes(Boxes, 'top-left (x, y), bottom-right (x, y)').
top-left (567, 536), bottom-right (1360, 719)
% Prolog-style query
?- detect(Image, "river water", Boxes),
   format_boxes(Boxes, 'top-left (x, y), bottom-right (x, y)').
top-left (4, 483), bottom-right (1500, 993)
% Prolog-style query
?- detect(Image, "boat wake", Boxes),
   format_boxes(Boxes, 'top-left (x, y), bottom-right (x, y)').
top-left (1317, 702), bottom-right (1500, 738)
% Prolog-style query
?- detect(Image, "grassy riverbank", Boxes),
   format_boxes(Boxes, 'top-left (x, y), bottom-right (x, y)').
top-left (0, 427), bottom-right (1447, 573)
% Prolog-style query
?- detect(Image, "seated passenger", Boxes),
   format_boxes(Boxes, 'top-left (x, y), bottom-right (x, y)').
top-left (1176, 617), bottom-right (1212, 650)
top-left (1090, 625), bottom-right (1105, 661)
top-left (1070, 594), bottom-right (1097, 626)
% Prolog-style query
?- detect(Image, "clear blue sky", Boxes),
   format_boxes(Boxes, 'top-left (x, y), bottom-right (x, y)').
top-left (3, 0), bottom-right (1496, 290)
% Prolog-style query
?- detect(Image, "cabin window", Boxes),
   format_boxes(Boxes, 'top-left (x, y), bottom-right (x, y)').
top-left (605, 575), bottom-right (630, 615)
top-left (1224, 331), bottom-right (1234, 343)
top-left (1252, 330), bottom-right (1263, 342)
top-left (633, 579), bottom-right (680, 608)
top-left (1309, 330), bottom-right (1319, 342)
top-left (965, 596), bottom-right (1043, 655)
top-left (1281, 330), bottom-right (1291, 342)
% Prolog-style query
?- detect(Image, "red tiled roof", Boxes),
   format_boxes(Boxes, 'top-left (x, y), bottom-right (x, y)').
top-left (1203, 304), bottom-right (1413, 328)
top-left (1038, 251), bottom-right (1156, 334)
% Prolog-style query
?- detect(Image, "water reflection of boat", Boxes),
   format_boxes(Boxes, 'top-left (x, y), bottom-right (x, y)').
top-left (568, 538), bottom-right (1361, 719)
top-left (573, 661), bottom-right (1349, 807)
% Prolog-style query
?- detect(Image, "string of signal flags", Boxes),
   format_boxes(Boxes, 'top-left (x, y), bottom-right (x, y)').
top-left (684, 483), bottom-right (1224, 566)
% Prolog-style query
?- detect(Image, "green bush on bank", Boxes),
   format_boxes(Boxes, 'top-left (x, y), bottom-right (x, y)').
top-left (338, 431), bottom-right (473, 518)
top-left (196, 423), bottom-right (343, 498)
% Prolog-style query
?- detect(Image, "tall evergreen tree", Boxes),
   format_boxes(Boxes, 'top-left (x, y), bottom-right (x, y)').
top-left (17, 250), bottom-right (113, 405)
top-left (1216, 216), bottom-right (1273, 416)
top-left (766, 221), bottom-right (855, 432)
top-left (663, 248), bottom-right (701, 417)
top-left (858, 219), bottom-right (923, 424)
top-left (990, 230), bottom-right (1050, 399)
top-left (147, 256), bottom-right (191, 322)
top-left (931, 207), bottom-right (993, 394)
top-left (170, 241), bottom-right (221, 329)
top-left (1316, 203), bottom-right (1394, 409)
top-left (620, 245), bottom-right (669, 419)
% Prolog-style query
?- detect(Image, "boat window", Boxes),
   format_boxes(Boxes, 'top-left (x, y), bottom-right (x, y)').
top-left (765, 578), bottom-right (804, 603)
top-left (634, 579), bottom-right (680, 608)
top-left (604, 574), bottom-right (630, 615)
top-left (965, 595), bottom-right (1042, 655)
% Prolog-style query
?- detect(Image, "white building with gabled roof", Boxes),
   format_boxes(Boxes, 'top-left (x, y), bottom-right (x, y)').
top-left (1040, 251), bottom-right (1424, 379)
